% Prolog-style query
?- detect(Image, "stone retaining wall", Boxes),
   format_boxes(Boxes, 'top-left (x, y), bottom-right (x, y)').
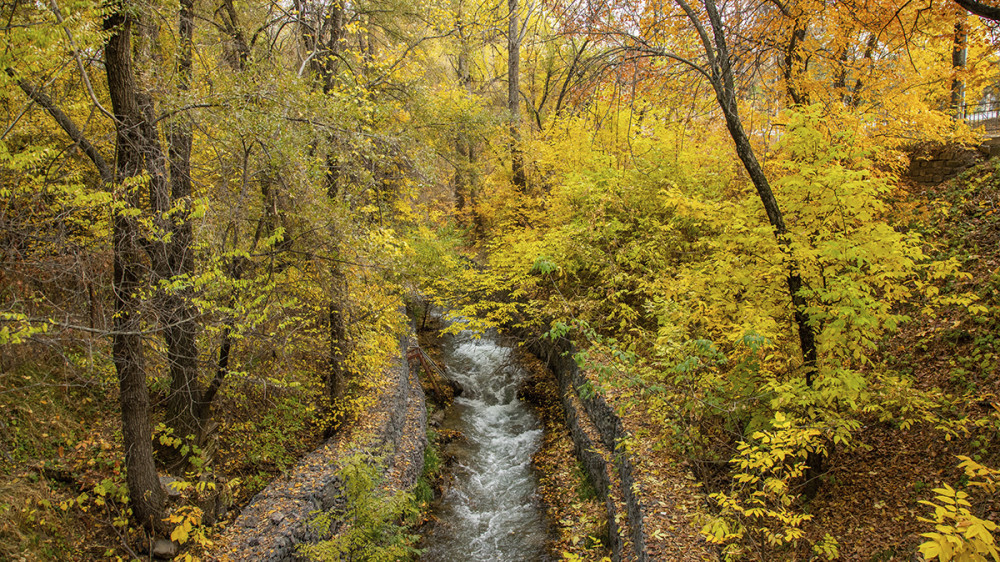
top-left (527, 336), bottom-right (649, 562)
top-left (210, 331), bottom-right (426, 561)
top-left (906, 142), bottom-right (987, 184)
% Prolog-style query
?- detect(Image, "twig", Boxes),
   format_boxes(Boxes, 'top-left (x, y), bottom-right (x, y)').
top-left (47, 0), bottom-right (116, 122)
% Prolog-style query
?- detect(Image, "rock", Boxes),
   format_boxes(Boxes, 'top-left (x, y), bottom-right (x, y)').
top-left (159, 476), bottom-right (183, 498)
top-left (270, 511), bottom-right (285, 525)
top-left (320, 480), bottom-right (340, 510)
top-left (904, 141), bottom-right (985, 185)
top-left (429, 410), bottom-right (445, 428)
top-left (152, 539), bottom-right (177, 559)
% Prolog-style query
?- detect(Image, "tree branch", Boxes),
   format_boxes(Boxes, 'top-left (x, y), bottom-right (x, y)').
top-left (47, 0), bottom-right (117, 122)
top-left (6, 68), bottom-right (113, 183)
top-left (674, 0), bottom-right (718, 72)
top-left (953, 0), bottom-right (1000, 22)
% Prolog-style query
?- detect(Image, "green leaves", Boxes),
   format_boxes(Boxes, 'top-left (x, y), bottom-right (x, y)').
top-left (531, 255), bottom-right (558, 275)
top-left (0, 313), bottom-right (49, 345)
top-left (301, 452), bottom-right (420, 561)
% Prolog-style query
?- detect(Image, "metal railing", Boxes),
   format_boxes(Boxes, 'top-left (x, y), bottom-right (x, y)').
top-left (959, 99), bottom-right (1000, 136)
top-left (407, 345), bottom-right (451, 402)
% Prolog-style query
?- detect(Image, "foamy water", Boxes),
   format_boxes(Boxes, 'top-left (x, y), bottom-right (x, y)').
top-left (420, 331), bottom-right (550, 561)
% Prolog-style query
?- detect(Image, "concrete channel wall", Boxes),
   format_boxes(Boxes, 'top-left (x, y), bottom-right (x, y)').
top-left (212, 331), bottom-right (426, 561)
top-left (527, 336), bottom-right (649, 562)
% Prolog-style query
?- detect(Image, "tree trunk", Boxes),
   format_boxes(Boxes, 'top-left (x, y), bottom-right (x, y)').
top-left (326, 258), bottom-right (351, 437)
top-left (328, 264), bottom-right (349, 404)
top-left (291, 0), bottom-right (353, 413)
top-left (953, 0), bottom-right (1000, 24)
top-left (454, 130), bottom-right (469, 223)
top-left (218, 0), bottom-right (250, 70)
top-left (700, 0), bottom-right (822, 497)
top-left (850, 32), bottom-right (878, 108)
top-left (508, 0), bottom-right (526, 191)
top-left (952, 17), bottom-right (968, 118)
top-left (454, 28), bottom-right (479, 231)
top-left (163, 0), bottom-right (204, 447)
top-left (782, 17), bottom-right (810, 106)
top-left (104, 10), bottom-right (165, 532)
top-left (700, 0), bottom-right (817, 382)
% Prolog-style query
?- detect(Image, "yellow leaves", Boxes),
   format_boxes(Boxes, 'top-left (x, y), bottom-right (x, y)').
top-left (811, 534), bottom-right (840, 561)
top-left (166, 506), bottom-right (211, 555)
top-left (170, 522), bottom-right (191, 544)
top-left (919, 458), bottom-right (1000, 561)
top-left (703, 412), bottom-right (824, 555)
top-left (0, 312), bottom-right (50, 345)
top-left (701, 516), bottom-right (742, 545)
top-left (956, 456), bottom-right (1000, 494)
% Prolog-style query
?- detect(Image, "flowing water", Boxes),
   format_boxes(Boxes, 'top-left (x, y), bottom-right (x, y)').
top-left (420, 330), bottom-right (551, 561)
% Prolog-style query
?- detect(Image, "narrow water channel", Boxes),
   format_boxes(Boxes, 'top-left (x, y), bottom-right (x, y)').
top-left (420, 329), bottom-right (551, 561)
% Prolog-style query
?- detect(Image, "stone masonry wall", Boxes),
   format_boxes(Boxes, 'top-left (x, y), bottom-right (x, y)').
top-left (210, 331), bottom-right (426, 561)
top-left (906, 142), bottom-right (986, 184)
top-left (527, 336), bottom-right (649, 562)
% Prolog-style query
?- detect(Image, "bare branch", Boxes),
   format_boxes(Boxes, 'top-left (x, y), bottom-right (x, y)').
top-left (953, 0), bottom-right (1000, 22)
top-left (6, 68), bottom-right (113, 183)
top-left (47, 0), bottom-right (116, 122)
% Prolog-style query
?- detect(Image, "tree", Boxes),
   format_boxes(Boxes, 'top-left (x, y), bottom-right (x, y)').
top-left (2, 0), bottom-right (242, 527)
top-left (952, 14), bottom-right (969, 116)
top-left (162, 0), bottom-right (204, 455)
top-left (597, 0), bottom-right (819, 390)
top-left (453, 0), bottom-right (480, 232)
top-left (508, 0), bottom-right (527, 190)
top-left (293, 0), bottom-right (354, 408)
top-left (4, 0), bottom-right (170, 530)
top-left (103, 5), bottom-right (169, 530)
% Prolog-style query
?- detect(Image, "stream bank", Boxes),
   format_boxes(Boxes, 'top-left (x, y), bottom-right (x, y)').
top-left (525, 333), bottom-right (715, 561)
top-left (208, 311), bottom-right (673, 562)
top-left (526, 335), bottom-right (647, 561)
top-left (209, 330), bottom-right (426, 561)
top-left (519, 349), bottom-right (613, 561)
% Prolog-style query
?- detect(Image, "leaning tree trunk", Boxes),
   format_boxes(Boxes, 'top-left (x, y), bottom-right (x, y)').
top-left (698, 0), bottom-right (823, 497)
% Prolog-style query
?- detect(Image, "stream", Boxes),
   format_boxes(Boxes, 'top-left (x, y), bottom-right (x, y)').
top-left (420, 329), bottom-right (552, 561)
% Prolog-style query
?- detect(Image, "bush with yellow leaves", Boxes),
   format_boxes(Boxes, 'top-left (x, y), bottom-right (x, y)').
top-left (918, 456), bottom-right (999, 562)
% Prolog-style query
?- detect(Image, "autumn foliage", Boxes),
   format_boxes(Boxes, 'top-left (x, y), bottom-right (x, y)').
top-left (2, 0), bottom-right (1000, 557)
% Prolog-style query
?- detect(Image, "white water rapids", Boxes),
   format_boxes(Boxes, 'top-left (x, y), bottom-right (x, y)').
top-left (420, 330), bottom-right (551, 561)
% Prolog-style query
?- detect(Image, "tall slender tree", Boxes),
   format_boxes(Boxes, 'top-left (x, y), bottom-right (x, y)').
top-left (508, 0), bottom-right (527, 190)
top-left (103, 6), bottom-right (168, 530)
